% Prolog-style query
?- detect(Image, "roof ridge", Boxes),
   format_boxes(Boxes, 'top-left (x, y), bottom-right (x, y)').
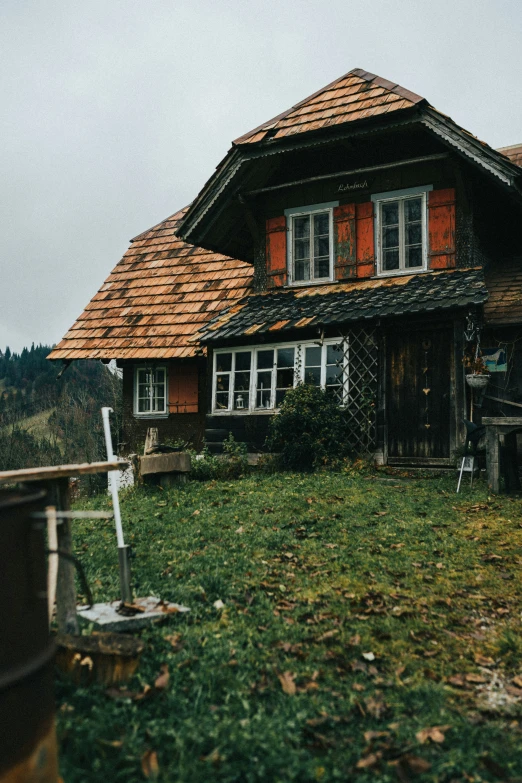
top-left (130, 206), bottom-right (190, 243)
top-left (233, 68), bottom-right (425, 145)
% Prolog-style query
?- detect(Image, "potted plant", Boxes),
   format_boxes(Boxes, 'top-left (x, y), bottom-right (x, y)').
top-left (463, 354), bottom-right (490, 389)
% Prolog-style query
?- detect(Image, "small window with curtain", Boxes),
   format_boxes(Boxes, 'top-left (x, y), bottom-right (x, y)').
top-left (373, 186), bottom-right (431, 276)
top-left (134, 366), bottom-right (167, 416)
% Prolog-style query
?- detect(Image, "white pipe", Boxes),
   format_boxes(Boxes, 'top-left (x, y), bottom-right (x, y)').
top-left (46, 505), bottom-right (58, 626)
top-left (101, 407), bottom-right (125, 549)
top-left (101, 406), bottom-right (115, 461)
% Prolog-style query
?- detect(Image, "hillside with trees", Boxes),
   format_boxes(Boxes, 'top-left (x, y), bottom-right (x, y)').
top-left (0, 344), bottom-right (122, 489)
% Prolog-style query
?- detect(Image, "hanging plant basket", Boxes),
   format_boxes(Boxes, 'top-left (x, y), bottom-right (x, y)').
top-left (466, 373), bottom-right (490, 390)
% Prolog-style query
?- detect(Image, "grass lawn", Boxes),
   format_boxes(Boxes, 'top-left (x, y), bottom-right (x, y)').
top-left (57, 470), bottom-right (522, 782)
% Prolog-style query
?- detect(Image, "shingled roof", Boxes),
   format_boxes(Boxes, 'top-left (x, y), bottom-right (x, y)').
top-left (234, 68), bottom-right (425, 145)
top-left (48, 209), bottom-right (253, 361)
top-left (200, 268), bottom-right (488, 343)
top-left (484, 258), bottom-right (522, 326)
top-left (497, 144), bottom-right (522, 168)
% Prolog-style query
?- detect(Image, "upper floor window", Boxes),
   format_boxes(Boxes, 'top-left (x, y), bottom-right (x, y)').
top-left (372, 186), bottom-right (432, 276)
top-left (285, 202), bottom-right (337, 285)
top-left (134, 366), bottom-right (167, 416)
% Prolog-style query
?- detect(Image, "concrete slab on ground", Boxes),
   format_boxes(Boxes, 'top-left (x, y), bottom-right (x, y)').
top-left (77, 595), bottom-right (190, 632)
top-left (140, 452), bottom-right (191, 476)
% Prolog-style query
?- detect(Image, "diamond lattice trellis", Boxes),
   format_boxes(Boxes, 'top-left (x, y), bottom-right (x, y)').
top-left (331, 326), bottom-right (378, 454)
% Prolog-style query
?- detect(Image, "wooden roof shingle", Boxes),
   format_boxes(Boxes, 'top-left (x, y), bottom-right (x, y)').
top-left (233, 68), bottom-right (425, 146)
top-left (48, 208), bottom-right (253, 361)
top-left (484, 258), bottom-right (522, 326)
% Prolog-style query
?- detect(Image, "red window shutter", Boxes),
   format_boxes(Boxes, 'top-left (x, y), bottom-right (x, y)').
top-left (169, 364), bottom-right (199, 414)
top-left (355, 202), bottom-right (375, 278)
top-left (333, 203), bottom-right (356, 280)
top-left (428, 188), bottom-right (456, 269)
top-left (266, 216), bottom-right (287, 288)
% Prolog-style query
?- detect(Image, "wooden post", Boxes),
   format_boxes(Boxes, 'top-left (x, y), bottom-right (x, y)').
top-left (45, 478), bottom-right (78, 635)
top-left (486, 424), bottom-right (500, 494)
top-left (144, 428), bottom-right (159, 454)
top-left (0, 459), bottom-right (128, 636)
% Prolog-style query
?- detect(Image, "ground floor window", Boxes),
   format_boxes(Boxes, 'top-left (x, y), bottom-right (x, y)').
top-left (212, 340), bottom-right (346, 414)
top-left (134, 366), bottom-right (167, 415)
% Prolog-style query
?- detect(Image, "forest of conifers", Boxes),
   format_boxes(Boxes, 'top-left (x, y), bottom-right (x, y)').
top-left (0, 344), bottom-right (122, 491)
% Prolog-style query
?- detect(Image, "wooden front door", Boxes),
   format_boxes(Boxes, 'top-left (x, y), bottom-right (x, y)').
top-left (387, 327), bottom-right (452, 463)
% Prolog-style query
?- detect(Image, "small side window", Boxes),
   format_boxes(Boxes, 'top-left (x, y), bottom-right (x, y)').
top-left (134, 366), bottom-right (167, 416)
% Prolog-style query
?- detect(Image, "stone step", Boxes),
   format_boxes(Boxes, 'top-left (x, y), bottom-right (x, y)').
top-left (204, 428), bottom-right (231, 443)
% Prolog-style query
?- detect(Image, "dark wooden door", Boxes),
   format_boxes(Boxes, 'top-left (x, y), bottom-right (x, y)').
top-left (387, 328), bottom-right (452, 461)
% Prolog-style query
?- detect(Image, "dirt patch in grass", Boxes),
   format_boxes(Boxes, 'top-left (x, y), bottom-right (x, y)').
top-left (57, 472), bottom-right (522, 782)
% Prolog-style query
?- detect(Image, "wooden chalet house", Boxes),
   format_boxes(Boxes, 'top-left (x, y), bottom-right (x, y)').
top-left (49, 68), bottom-right (522, 466)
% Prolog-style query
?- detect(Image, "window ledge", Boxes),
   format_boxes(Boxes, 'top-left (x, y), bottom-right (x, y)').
top-left (133, 413), bottom-right (169, 419)
top-left (376, 268), bottom-right (429, 279)
top-left (212, 409), bottom-right (276, 416)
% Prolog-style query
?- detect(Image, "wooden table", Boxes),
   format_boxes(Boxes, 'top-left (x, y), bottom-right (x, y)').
top-left (0, 461), bottom-right (127, 634)
top-left (482, 417), bottom-right (522, 493)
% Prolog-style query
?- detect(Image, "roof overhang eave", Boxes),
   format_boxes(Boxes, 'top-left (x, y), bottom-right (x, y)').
top-left (421, 109), bottom-right (522, 198)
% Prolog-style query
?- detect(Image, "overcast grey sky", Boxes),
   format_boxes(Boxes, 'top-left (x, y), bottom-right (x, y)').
top-left (1, 0), bottom-right (521, 354)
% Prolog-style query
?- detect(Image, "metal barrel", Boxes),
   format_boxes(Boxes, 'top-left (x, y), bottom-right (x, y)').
top-left (0, 487), bottom-right (59, 783)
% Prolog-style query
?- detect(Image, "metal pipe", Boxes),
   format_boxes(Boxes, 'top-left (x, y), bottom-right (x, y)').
top-left (118, 546), bottom-right (133, 604)
top-left (101, 407), bottom-right (132, 603)
top-left (101, 407), bottom-right (125, 549)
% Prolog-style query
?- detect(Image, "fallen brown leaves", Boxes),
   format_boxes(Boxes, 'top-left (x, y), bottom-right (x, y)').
top-left (395, 754), bottom-right (431, 779)
top-left (154, 663), bottom-right (170, 691)
top-left (316, 629), bottom-right (339, 643)
top-left (364, 730), bottom-right (390, 742)
top-left (356, 751), bottom-right (382, 769)
top-left (278, 671), bottom-right (296, 695)
top-left (447, 672), bottom-right (489, 688)
top-left (364, 696), bottom-right (388, 718)
top-left (141, 749), bottom-right (159, 779)
top-left (165, 633), bottom-right (184, 652)
top-left (415, 724), bottom-right (451, 744)
top-left (474, 653), bottom-right (495, 666)
top-left (155, 599), bottom-right (180, 615)
top-left (273, 640), bottom-right (305, 657)
top-left (105, 663), bottom-right (169, 701)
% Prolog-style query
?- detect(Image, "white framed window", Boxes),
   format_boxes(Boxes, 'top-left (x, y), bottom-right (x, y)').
top-left (134, 366), bottom-right (168, 416)
top-left (372, 186), bottom-right (432, 276)
top-left (285, 202), bottom-right (338, 285)
top-left (212, 339), bottom-right (347, 414)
